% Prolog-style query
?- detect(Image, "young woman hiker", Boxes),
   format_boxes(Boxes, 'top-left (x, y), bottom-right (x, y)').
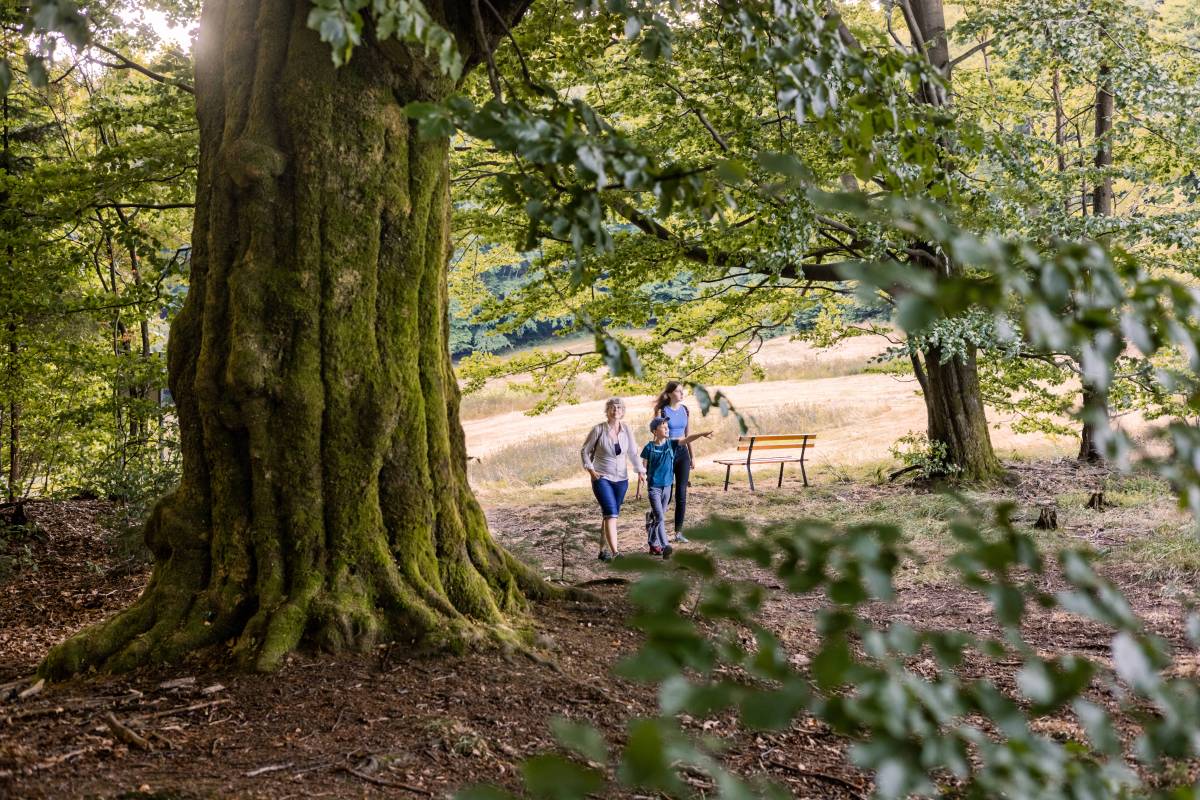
top-left (641, 418), bottom-right (712, 557)
top-left (653, 381), bottom-right (700, 542)
top-left (581, 397), bottom-right (646, 561)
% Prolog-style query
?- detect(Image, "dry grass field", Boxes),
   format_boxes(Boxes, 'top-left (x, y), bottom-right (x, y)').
top-left (462, 334), bottom-right (1096, 492)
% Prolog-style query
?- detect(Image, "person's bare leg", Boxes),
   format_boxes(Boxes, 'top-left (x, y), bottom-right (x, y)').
top-left (605, 518), bottom-right (621, 555)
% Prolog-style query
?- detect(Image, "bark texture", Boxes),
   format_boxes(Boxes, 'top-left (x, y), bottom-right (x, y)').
top-left (42, 0), bottom-right (546, 679)
top-left (921, 346), bottom-right (1002, 481)
top-left (904, 0), bottom-right (1003, 481)
top-left (1079, 66), bottom-right (1113, 464)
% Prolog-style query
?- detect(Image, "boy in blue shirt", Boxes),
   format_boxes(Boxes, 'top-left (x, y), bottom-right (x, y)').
top-left (641, 418), bottom-right (712, 557)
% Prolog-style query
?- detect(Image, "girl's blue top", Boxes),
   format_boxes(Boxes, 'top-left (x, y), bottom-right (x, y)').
top-left (663, 405), bottom-right (688, 438)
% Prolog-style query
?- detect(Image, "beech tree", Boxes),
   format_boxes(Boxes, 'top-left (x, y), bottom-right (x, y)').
top-left (24, 0), bottom-right (553, 678)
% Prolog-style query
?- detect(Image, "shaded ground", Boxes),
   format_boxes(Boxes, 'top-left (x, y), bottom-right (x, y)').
top-left (1, 501), bottom-right (867, 799)
top-left (2, 460), bottom-right (1198, 797)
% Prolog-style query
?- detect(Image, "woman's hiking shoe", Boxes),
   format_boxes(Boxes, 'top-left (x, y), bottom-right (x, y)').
top-left (662, 545), bottom-right (673, 559)
top-left (649, 545), bottom-right (663, 555)
top-left (672, 533), bottom-right (689, 543)
top-left (598, 550), bottom-right (613, 562)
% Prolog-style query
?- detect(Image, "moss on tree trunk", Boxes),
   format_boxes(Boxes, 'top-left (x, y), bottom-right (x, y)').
top-left (921, 346), bottom-right (1004, 482)
top-left (42, 0), bottom-right (548, 679)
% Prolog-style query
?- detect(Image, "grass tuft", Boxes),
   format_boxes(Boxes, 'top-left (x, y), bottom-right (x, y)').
top-left (469, 434), bottom-right (585, 488)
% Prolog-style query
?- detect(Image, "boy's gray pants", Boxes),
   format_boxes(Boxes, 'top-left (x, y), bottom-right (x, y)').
top-left (646, 485), bottom-right (672, 549)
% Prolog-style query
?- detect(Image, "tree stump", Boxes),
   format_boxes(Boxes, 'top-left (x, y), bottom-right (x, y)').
top-left (1034, 506), bottom-right (1058, 530)
top-left (0, 501), bottom-right (28, 528)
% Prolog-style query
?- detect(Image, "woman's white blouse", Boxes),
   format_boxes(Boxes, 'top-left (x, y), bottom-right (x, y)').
top-left (581, 422), bottom-right (645, 482)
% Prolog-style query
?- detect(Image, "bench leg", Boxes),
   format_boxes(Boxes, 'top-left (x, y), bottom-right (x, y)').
top-left (723, 464), bottom-right (730, 492)
top-left (778, 462), bottom-right (784, 488)
top-left (747, 462), bottom-right (755, 492)
top-left (800, 450), bottom-right (809, 487)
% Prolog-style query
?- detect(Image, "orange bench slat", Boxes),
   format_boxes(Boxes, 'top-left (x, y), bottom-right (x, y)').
top-left (715, 456), bottom-right (804, 464)
top-left (736, 443), bottom-right (816, 451)
top-left (736, 433), bottom-right (816, 442)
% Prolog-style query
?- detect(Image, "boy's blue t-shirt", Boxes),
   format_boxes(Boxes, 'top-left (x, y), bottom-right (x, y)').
top-left (641, 439), bottom-right (678, 487)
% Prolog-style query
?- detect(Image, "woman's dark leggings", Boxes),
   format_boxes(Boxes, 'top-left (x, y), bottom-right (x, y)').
top-left (672, 443), bottom-right (690, 533)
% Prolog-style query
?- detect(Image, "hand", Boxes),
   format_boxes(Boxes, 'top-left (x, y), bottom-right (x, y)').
top-left (587, 469), bottom-right (601, 481)
top-left (699, 430), bottom-right (713, 439)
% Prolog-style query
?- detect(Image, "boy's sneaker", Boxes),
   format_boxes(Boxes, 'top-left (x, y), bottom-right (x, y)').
top-left (649, 545), bottom-right (663, 555)
top-left (672, 533), bottom-right (689, 543)
top-left (598, 550), bottom-right (612, 562)
top-left (662, 545), bottom-right (673, 559)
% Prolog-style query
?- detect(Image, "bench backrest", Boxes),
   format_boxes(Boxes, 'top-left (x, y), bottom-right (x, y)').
top-left (737, 434), bottom-right (816, 453)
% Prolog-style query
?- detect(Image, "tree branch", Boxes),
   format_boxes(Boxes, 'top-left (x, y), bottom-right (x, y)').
top-left (607, 198), bottom-right (851, 282)
top-left (88, 42), bottom-right (194, 94)
top-left (663, 82), bottom-right (730, 152)
top-left (93, 202), bottom-right (195, 211)
top-left (950, 37), bottom-right (993, 68)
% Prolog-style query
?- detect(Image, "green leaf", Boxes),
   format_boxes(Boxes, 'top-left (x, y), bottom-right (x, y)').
top-left (1073, 699), bottom-right (1120, 756)
top-left (25, 54), bottom-right (48, 89)
top-left (740, 681), bottom-right (809, 730)
top-left (456, 786), bottom-right (518, 800)
top-left (811, 636), bottom-right (851, 689)
top-left (715, 158), bottom-right (750, 184)
top-left (756, 151), bottom-right (812, 181)
top-left (1112, 632), bottom-right (1159, 693)
top-left (521, 755), bottom-right (605, 799)
top-left (1015, 660), bottom-right (1054, 705)
top-left (670, 550), bottom-right (715, 577)
top-left (617, 719), bottom-right (682, 793)
top-left (550, 717), bottom-right (608, 764)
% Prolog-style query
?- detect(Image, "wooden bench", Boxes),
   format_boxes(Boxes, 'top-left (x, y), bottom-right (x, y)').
top-left (714, 434), bottom-right (815, 491)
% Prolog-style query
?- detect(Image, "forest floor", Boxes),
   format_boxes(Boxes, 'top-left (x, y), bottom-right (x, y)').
top-left (2, 458), bottom-right (1199, 798)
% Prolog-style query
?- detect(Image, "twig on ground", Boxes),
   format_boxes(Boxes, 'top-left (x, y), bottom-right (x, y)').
top-left (136, 698), bottom-right (231, 720)
top-left (103, 712), bottom-right (152, 751)
top-left (30, 746), bottom-right (92, 771)
top-left (340, 765), bottom-right (433, 795)
top-left (769, 758), bottom-right (867, 799)
top-left (17, 679), bottom-right (45, 700)
top-left (245, 762), bottom-right (294, 777)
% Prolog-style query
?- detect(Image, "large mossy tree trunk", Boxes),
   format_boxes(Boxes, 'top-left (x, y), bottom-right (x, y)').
top-left (42, 0), bottom-right (546, 679)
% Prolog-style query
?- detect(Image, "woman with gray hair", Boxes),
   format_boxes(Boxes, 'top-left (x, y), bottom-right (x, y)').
top-left (581, 397), bottom-right (646, 561)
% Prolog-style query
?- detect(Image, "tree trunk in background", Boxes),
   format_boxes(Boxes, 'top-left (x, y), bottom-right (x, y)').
top-left (1078, 66), bottom-right (1113, 464)
top-left (43, 0), bottom-right (547, 679)
top-left (2, 96), bottom-right (15, 502)
top-left (921, 346), bottom-right (1000, 481)
top-left (903, 0), bottom-right (1003, 480)
top-left (5, 327), bottom-right (16, 503)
